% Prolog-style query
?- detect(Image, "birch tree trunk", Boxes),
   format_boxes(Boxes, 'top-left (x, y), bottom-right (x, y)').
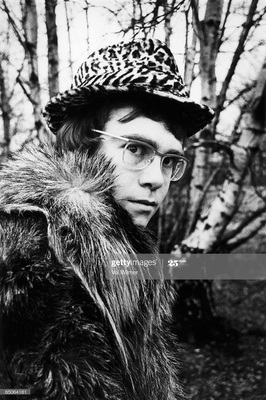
top-left (186, 0), bottom-right (224, 236)
top-left (0, 55), bottom-right (11, 163)
top-left (184, 5), bottom-right (197, 91)
top-left (177, 53), bottom-right (266, 253)
top-left (64, 0), bottom-right (73, 80)
top-left (2, 0), bottom-right (50, 142)
top-left (21, 0), bottom-right (47, 139)
top-left (170, 1), bottom-right (263, 340)
top-left (45, 0), bottom-right (59, 98)
top-left (198, 0), bottom-right (223, 109)
top-left (84, 0), bottom-right (90, 52)
top-left (163, 0), bottom-right (172, 47)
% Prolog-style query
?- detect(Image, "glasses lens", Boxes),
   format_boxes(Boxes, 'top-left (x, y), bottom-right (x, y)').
top-left (170, 158), bottom-right (187, 181)
top-left (123, 142), bottom-right (154, 169)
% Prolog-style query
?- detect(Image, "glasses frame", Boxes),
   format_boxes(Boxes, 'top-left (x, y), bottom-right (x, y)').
top-left (92, 128), bottom-right (188, 181)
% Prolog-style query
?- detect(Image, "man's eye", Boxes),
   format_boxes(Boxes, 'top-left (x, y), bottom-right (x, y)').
top-left (162, 156), bottom-right (175, 169)
top-left (127, 144), bottom-right (146, 156)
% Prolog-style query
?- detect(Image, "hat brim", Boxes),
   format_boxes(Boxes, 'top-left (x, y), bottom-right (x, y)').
top-left (43, 85), bottom-right (214, 137)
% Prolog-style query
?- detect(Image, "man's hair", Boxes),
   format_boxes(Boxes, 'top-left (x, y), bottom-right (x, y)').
top-left (55, 93), bottom-right (186, 154)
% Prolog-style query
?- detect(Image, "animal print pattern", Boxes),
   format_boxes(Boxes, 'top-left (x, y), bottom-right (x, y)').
top-left (43, 38), bottom-right (214, 136)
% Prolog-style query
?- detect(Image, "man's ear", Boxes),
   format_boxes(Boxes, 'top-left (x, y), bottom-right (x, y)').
top-left (0, 205), bottom-right (51, 267)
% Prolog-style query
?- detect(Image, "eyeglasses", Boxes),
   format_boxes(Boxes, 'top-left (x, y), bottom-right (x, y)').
top-left (92, 129), bottom-right (188, 182)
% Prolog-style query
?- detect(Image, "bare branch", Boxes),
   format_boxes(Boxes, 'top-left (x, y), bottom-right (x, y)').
top-left (163, 0), bottom-right (173, 46)
top-left (83, 0), bottom-right (90, 52)
top-left (190, 140), bottom-right (236, 166)
top-left (136, 0), bottom-right (146, 36)
top-left (225, 217), bottom-right (266, 252)
top-left (132, 0), bottom-right (136, 36)
top-left (64, 0), bottom-right (73, 80)
top-left (215, 0), bottom-right (260, 125)
top-left (1, 0), bottom-right (26, 49)
top-left (9, 58), bottom-right (25, 99)
top-left (224, 82), bottom-right (257, 109)
top-left (16, 75), bottom-right (32, 103)
top-left (217, 0), bottom-right (233, 52)
top-left (190, 0), bottom-right (202, 40)
top-left (221, 204), bottom-right (266, 244)
top-left (184, 3), bottom-right (197, 90)
top-left (231, 109), bottom-right (247, 144)
top-left (129, 0), bottom-right (187, 38)
top-left (249, 153), bottom-right (266, 202)
top-left (252, 5), bottom-right (266, 26)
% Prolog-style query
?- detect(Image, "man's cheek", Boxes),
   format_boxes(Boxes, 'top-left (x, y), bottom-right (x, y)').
top-left (113, 171), bottom-right (135, 195)
top-left (158, 187), bottom-right (170, 207)
top-left (112, 176), bottom-right (127, 202)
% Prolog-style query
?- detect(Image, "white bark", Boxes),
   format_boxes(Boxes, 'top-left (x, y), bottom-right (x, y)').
top-left (186, 0), bottom-right (224, 235)
top-left (198, 0), bottom-right (224, 108)
top-left (184, 6), bottom-right (197, 91)
top-left (64, 0), bottom-right (73, 81)
top-left (177, 54), bottom-right (266, 253)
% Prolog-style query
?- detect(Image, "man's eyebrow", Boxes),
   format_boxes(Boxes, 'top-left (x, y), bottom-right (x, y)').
top-left (122, 133), bottom-right (184, 155)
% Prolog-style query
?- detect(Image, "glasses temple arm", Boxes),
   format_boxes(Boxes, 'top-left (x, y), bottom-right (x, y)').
top-left (91, 129), bottom-right (130, 142)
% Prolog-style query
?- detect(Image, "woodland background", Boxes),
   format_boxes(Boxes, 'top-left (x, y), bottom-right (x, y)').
top-left (0, 0), bottom-right (266, 398)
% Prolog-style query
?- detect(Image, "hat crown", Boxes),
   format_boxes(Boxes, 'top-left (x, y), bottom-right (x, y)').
top-left (44, 38), bottom-right (214, 136)
top-left (72, 38), bottom-right (188, 97)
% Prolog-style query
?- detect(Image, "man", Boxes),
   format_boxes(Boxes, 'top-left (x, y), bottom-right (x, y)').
top-left (0, 38), bottom-right (213, 399)
top-left (44, 38), bottom-right (213, 227)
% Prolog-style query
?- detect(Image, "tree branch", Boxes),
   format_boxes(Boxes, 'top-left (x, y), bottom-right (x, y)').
top-left (1, 0), bottom-right (26, 49)
top-left (224, 82), bottom-right (256, 110)
top-left (249, 154), bottom-right (266, 202)
top-left (225, 217), bottom-right (266, 252)
top-left (64, 0), bottom-right (73, 80)
top-left (220, 204), bottom-right (266, 244)
top-left (129, 0), bottom-right (187, 38)
top-left (16, 75), bottom-right (35, 105)
top-left (190, 0), bottom-right (202, 40)
top-left (217, 0), bottom-right (233, 52)
top-left (215, 0), bottom-right (260, 126)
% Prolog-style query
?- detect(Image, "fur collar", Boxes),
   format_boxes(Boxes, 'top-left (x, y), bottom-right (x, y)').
top-left (0, 143), bottom-right (184, 399)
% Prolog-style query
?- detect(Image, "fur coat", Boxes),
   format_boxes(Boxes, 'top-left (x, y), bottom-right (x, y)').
top-left (0, 143), bottom-right (184, 400)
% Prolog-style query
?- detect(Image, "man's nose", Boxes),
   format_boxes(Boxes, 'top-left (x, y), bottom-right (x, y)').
top-left (138, 156), bottom-right (165, 189)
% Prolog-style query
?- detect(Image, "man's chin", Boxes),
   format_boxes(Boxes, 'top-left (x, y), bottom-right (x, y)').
top-left (118, 199), bottom-right (156, 228)
top-left (131, 214), bottom-right (151, 228)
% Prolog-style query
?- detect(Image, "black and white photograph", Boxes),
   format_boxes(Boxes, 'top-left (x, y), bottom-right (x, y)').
top-left (0, 1), bottom-right (266, 399)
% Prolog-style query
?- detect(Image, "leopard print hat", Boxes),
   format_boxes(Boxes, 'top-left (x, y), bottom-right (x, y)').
top-left (43, 38), bottom-right (214, 137)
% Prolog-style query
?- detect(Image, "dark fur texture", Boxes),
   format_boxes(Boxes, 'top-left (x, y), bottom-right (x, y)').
top-left (0, 143), bottom-right (184, 399)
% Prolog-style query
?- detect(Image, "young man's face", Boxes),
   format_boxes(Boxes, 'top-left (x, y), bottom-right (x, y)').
top-left (100, 106), bottom-right (186, 227)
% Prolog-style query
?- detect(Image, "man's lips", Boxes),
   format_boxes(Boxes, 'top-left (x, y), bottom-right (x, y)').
top-left (127, 199), bottom-right (157, 207)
